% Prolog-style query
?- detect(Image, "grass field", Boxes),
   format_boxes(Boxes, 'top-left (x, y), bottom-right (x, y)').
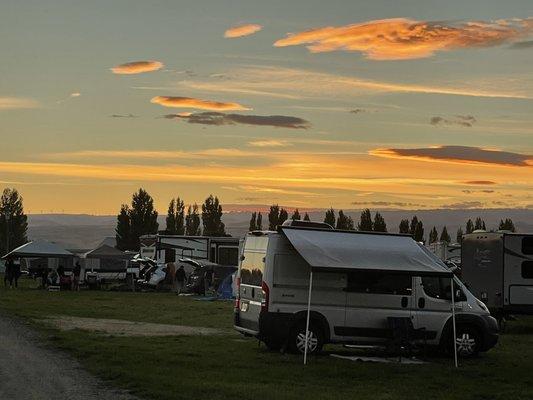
top-left (1, 276), bottom-right (533, 400)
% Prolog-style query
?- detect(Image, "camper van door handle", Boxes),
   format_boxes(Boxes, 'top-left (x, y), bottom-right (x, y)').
top-left (418, 297), bottom-right (425, 309)
top-left (401, 297), bottom-right (408, 308)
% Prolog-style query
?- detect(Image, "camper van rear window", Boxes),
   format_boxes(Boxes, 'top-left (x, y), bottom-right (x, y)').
top-left (522, 237), bottom-right (533, 255)
top-left (522, 261), bottom-right (533, 279)
top-left (240, 251), bottom-right (265, 286)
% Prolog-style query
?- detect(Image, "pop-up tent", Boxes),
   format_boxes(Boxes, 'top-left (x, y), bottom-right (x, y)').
top-left (82, 244), bottom-right (131, 272)
top-left (280, 226), bottom-right (458, 367)
top-left (2, 240), bottom-right (73, 259)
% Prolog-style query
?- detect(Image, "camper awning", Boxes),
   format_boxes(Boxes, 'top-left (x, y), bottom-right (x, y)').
top-left (2, 240), bottom-right (73, 259)
top-left (281, 227), bottom-right (451, 276)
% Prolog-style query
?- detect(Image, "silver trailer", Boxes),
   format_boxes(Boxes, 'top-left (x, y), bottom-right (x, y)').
top-left (461, 231), bottom-right (533, 317)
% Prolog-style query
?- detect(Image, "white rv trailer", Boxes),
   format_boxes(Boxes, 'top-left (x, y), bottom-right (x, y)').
top-left (139, 234), bottom-right (240, 266)
top-left (461, 231), bottom-right (533, 318)
top-left (427, 241), bottom-right (461, 265)
top-left (234, 221), bottom-right (498, 357)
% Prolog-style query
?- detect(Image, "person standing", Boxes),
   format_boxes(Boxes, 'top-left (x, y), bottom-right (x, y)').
top-left (72, 262), bottom-right (81, 291)
top-left (41, 266), bottom-right (49, 289)
top-left (3, 258), bottom-right (13, 288)
top-left (12, 260), bottom-right (20, 289)
top-left (175, 265), bottom-right (186, 294)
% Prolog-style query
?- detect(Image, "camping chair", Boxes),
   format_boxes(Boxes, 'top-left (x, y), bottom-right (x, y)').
top-left (387, 317), bottom-right (427, 361)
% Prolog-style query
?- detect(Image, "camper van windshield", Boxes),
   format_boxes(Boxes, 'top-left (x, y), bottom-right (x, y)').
top-left (240, 251), bottom-right (264, 286)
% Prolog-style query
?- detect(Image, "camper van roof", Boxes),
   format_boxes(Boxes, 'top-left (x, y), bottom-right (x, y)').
top-left (280, 226), bottom-right (451, 276)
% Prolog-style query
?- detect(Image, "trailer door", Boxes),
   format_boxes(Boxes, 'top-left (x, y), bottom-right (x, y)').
top-left (504, 235), bottom-right (533, 307)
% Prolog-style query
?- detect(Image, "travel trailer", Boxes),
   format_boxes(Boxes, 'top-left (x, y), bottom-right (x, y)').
top-left (139, 234), bottom-right (240, 266)
top-left (461, 231), bottom-right (533, 318)
top-left (234, 221), bottom-right (498, 357)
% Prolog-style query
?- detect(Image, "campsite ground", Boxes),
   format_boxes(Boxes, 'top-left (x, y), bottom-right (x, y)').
top-left (1, 276), bottom-right (532, 400)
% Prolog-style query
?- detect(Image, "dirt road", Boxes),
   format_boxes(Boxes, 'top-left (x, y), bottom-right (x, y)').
top-left (0, 313), bottom-right (139, 400)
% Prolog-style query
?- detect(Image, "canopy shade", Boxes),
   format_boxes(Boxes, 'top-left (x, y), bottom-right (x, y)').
top-left (281, 227), bottom-right (451, 276)
top-left (84, 244), bottom-right (130, 259)
top-left (3, 240), bottom-right (73, 259)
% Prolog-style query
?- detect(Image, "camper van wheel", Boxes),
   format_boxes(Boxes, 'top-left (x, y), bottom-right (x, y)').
top-left (454, 326), bottom-right (480, 357)
top-left (289, 322), bottom-right (324, 355)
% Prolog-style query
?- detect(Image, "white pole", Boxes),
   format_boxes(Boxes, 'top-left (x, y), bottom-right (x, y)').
top-left (451, 277), bottom-right (458, 368)
top-left (304, 269), bottom-right (313, 365)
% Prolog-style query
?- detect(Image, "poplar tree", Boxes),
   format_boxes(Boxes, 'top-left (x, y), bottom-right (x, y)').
top-left (373, 212), bottom-right (387, 232)
top-left (201, 195), bottom-right (226, 236)
top-left (324, 208), bottom-right (336, 228)
top-left (357, 209), bottom-right (373, 232)
top-left (0, 188), bottom-right (28, 255)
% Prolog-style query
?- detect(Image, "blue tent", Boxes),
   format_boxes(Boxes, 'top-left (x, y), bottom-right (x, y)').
top-left (217, 273), bottom-right (234, 299)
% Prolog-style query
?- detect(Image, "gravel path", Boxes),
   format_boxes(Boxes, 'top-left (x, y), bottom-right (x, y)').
top-left (0, 312), bottom-right (140, 400)
top-left (43, 315), bottom-right (222, 337)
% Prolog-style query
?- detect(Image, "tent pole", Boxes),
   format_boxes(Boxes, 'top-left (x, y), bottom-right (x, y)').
top-left (451, 277), bottom-right (458, 368)
top-left (304, 269), bottom-right (313, 365)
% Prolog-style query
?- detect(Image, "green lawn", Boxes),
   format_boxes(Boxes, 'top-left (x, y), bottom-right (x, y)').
top-left (1, 275), bottom-right (533, 400)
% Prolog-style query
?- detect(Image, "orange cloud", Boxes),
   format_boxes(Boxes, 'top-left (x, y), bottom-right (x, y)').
top-left (0, 97), bottom-right (39, 110)
top-left (151, 96), bottom-right (250, 111)
top-left (370, 145), bottom-right (533, 167)
top-left (111, 60), bottom-right (163, 74)
top-left (274, 18), bottom-right (533, 60)
top-left (224, 24), bottom-right (262, 38)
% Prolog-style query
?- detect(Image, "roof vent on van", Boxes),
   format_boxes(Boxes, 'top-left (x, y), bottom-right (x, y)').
top-left (281, 219), bottom-right (334, 230)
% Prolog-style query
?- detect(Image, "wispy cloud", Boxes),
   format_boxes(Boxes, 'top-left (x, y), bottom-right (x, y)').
top-left (430, 115), bottom-right (477, 127)
top-left (274, 17), bottom-right (533, 60)
top-left (460, 180), bottom-right (497, 185)
top-left (247, 140), bottom-right (291, 147)
top-left (151, 96), bottom-right (250, 111)
top-left (224, 24), bottom-right (262, 38)
top-left (371, 145), bottom-right (533, 167)
top-left (0, 97), bottom-right (39, 110)
top-left (57, 92), bottom-right (81, 104)
top-left (165, 112), bottom-right (310, 129)
top-left (441, 201), bottom-right (484, 209)
top-left (110, 113), bottom-right (138, 118)
top-left (509, 40), bottom-right (533, 49)
top-left (179, 65), bottom-right (532, 100)
top-left (111, 60), bottom-right (164, 74)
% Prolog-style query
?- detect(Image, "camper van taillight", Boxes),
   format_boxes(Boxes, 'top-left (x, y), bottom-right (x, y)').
top-left (261, 281), bottom-right (270, 312)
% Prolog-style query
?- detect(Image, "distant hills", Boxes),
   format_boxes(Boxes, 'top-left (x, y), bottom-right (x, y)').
top-left (27, 207), bottom-right (533, 250)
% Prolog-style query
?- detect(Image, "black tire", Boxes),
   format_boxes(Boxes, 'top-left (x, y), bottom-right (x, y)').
top-left (447, 325), bottom-right (481, 358)
top-left (288, 321), bottom-right (324, 355)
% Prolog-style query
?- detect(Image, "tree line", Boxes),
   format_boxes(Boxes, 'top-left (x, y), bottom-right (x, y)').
top-left (248, 205), bottom-right (519, 245)
top-left (0, 186), bottom-right (522, 255)
top-left (115, 189), bottom-right (226, 251)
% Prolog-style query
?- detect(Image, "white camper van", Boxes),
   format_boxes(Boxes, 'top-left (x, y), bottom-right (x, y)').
top-left (234, 221), bottom-right (498, 356)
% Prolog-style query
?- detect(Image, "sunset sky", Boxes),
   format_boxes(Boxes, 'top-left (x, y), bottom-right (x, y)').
top-left (1, 0), bottom-right (532, 214)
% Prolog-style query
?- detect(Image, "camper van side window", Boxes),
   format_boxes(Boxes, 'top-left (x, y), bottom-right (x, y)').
top-left (240, 251), bottom-right (264, 286)
top-left (346, 271), bottom-right (411, 295)
top-left (522, 237), bottom-right (533, 255)
top-left (522, 261), bottom-right (533, 279)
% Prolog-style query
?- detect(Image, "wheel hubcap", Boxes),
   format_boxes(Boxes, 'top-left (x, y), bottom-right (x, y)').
top-left (456, 333), bottom-right (476, 356)
top-left (296, 331), bottom-right (318, 353)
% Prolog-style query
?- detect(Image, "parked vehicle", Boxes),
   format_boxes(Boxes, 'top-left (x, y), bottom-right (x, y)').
top-left (461, 231), bottom-right (533, 319)
top-left (234, 221), bottom-right (498, 357)
top-left (182, 259), bottom-right (237, 295)
top-left (139, 234), bottom-right (240, 266)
